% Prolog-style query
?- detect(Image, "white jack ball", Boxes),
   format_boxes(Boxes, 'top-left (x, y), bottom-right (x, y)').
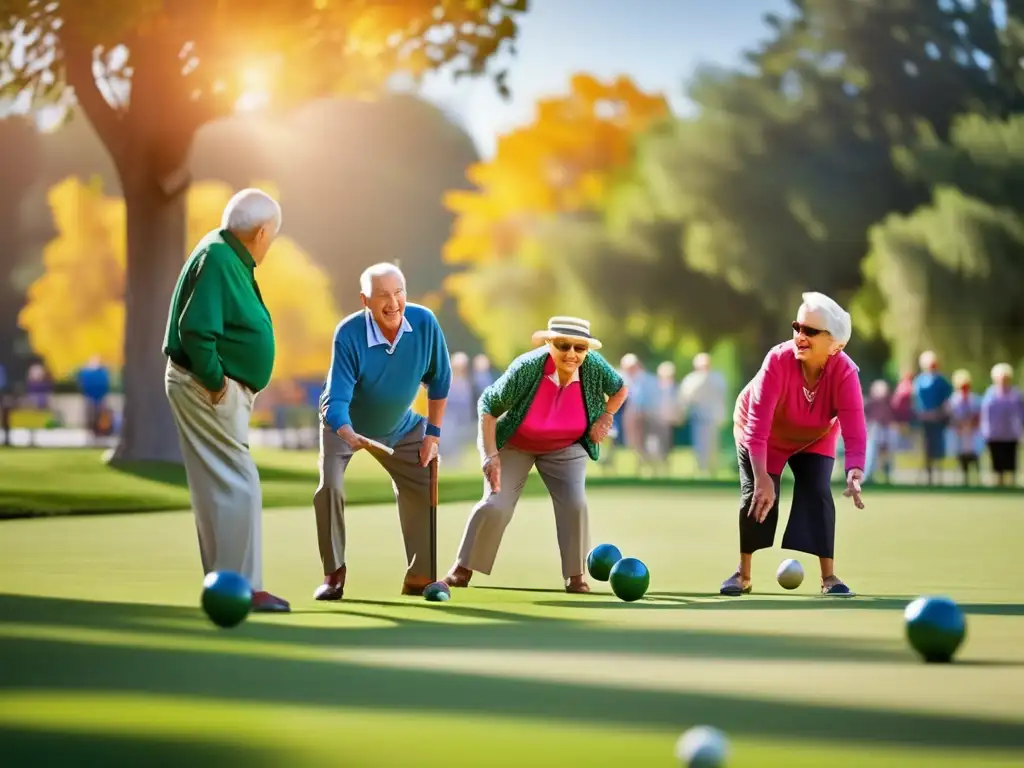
top-left (676, 725), bottom-right (729, 767)
top-left (776, 558), bottom-right (804, 590)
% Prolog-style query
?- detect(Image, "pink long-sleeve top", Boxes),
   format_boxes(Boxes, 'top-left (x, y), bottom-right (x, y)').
top-left (733, 341), bottom-right (867, 476)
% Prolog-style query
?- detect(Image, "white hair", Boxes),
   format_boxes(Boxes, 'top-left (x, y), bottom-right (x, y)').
top-left (952, 368), bottom-right (972, 389)
top-left (869, 379), bottom-right (890, 398)
top-left (657, 361), bottom-right (676, 378)
top-left (693, 352), bottom-right (711, 371)
top-left (620, 353), bottom-right (639, 369)
top-left (919, 350), bottom-right (938, 371)
top-left (451, 352), bottom-right (469, 370)
top-left (221, 188), bottom-right (282, 236)
top-left (991, 362), bottom-right (1014, 381)
top-left (473, 354), bottom-right (490, 372)
top-left (360, 262), bottom-right (405, 296)
top-left (801, 291), bottom-right (852, 346)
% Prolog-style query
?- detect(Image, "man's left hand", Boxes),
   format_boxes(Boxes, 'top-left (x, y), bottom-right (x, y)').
top-left (419, 435), bottom-right (439, 467)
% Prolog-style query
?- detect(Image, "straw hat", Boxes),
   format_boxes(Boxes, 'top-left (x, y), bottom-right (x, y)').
top-left (531, 316), bottom-right (602, 350)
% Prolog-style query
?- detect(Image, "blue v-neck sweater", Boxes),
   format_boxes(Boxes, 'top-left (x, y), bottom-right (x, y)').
top-left (319, 304), bottom-right (452, 446)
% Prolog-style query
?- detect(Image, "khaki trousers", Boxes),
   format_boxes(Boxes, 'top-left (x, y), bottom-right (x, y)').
top-left (454, 443), bottom-right (590, 579)
top-left (314, 420), bottom-right (433, 579)
top-left (165, 361), bottom-right (263, 591)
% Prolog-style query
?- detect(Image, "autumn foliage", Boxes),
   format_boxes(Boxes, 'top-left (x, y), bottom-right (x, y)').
top-left (441, 74), bottom-right (668, 360)
top-left (19, 178), bottom-right (340, 381)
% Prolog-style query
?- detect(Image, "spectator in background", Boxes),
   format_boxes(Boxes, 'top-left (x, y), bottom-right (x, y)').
top-left (890, 369), bottom-right (915, 453)
top-left (912, 350), bottom-right (952, 485)
top-left (864, 379), bottom-right (896, 484)
top-left (620, 353), bottom-right (661, 474)
top-left (948, 369), bottom-right (982, 486)
top-left (472, 353), bottom-right (494, 403)
top-left (25, 363), bottom-right (51, 410)
top-left (77, 356), bottom-right (111, 438)
top-left (442, 352), bottom-right (476, 468)
top-left (678, 352), bottom-right (728, 478)
top-left (649, 361), bottom-right (678, 475)
top-left (981, 362), bottom-right (1022, 487)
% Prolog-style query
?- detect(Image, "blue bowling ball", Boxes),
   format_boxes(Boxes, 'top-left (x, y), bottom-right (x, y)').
top-left (904, 596), bottom-right (966, 663)
top-left (609, 557), bottom-right (650, 602)
top-left (587, 543), bottom-right (623, 582)
top-left (423, 581), bottom-right (451, 602)
top-left (201, 570), bottom-right (253, 628)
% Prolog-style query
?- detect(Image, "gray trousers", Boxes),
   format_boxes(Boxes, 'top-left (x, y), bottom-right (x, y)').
top-left (314, 420), bottom-right (433, 579)
top-left (164, 361), bottom-right (263, 591)
top-left (455, 443), bottom-right (590, 579)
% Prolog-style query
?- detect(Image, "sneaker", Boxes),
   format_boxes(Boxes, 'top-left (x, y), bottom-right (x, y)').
top-left (719, 571), bottom-right (752, 596)
top-left (821, 576), bottom-right (855, 597)
top-left (252, 591), bottom-right (291, 612)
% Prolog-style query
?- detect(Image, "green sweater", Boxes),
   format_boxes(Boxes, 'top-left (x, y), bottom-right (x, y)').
top-left (163, 229), bottom-right (275, 392)
top-left (479, 347), bottom-right (625, 460)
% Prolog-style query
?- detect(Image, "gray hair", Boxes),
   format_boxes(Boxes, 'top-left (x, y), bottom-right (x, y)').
top-left (801, 291), bottom-right (852, 346)
top-left (221, 188), bottom-right (282, 236)
top-left (359, 262), bottom-right (405, 296)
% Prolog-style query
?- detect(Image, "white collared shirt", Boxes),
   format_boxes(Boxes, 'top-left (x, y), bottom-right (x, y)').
top-left (547, 366), bottom-right (580, 387)
top-left (364, 309), bottom-right (413, 354)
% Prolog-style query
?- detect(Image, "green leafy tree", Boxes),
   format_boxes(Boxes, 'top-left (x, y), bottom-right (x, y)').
top-left (0, 0), bottom-right (525, 462)
top-left (856, 114), bottom-right (1024, 376)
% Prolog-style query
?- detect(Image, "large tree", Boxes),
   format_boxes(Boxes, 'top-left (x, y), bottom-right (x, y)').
top-left (0, 0), bottom-right (525, 462)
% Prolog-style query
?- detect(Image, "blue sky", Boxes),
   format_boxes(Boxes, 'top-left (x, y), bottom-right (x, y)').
top-left (416, 0), bottom-right (792, 157)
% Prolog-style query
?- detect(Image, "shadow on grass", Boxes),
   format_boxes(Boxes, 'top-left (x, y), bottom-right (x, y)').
top-left (0, 594), bottom-right (1023, 756)
top-left (0, 727), bottom-right (283, 768)
top-left (0, 593), bottom-right (908, 664)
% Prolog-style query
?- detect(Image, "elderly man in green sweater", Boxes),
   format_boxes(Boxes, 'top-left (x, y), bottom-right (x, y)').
top-left (163, 188), bottom-right (290, 613)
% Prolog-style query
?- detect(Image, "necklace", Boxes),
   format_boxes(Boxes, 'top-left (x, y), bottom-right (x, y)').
top-left (802, 386), bottom-right (816, 404)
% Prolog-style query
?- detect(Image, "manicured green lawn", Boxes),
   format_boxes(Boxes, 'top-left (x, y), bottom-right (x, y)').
top-left (1, 487), bottom-right (1022, 766)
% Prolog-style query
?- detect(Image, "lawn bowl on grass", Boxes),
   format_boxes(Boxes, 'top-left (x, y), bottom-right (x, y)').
top-left (609, 556), bottom-right (650, 602)
top-left (904, 595), bottom-right (967, 663)
top-left (423, 581), bottom-right (451, 602)
top-left (675, 725), bottom-right (729, 767)
top-left (586, 543), bottom-right (622, 581)
top-left (200, 570), bottom-right (253, 628)
top-left (776, 558), bottom-right (804, 590)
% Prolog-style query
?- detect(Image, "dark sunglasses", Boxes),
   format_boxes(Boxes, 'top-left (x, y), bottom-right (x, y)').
top-left (553, 340), bottom-right (589, 354)
top-left (792, 321), bottom-right (825, 337)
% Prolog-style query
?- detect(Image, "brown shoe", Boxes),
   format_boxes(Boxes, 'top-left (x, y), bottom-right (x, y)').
top-left (443, 566), bottom-right (472, 588)
top-left (314, 566), bottom-right (346, 601)
top-left (565, 575), bottom-right (591, 594)
top-left (252, 591), bottom-right (291, 612)
top-left (401, 576), bottom-right (432, 596)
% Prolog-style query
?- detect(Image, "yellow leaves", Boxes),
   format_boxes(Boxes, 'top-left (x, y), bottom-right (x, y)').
top-left (20, 177), bottom-right (341, 382)
top-left (441, 74), bottom-right (669, 355)
top-left (442, 73), bottom-right (669, 269)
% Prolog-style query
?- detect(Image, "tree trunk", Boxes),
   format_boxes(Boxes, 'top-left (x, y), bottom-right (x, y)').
top-left (108, 185), bottom-right (187, 464)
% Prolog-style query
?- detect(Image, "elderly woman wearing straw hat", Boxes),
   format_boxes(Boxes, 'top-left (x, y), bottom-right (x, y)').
top-left (721, 292), bottom-right (868, 598)
top-left (443, 317), bottom-right (629, 593)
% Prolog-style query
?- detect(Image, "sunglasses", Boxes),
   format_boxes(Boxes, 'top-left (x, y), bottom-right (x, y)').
top-left (792, 321), bottom-right (825, 337)
top-left (553, 340), bottom-right (589, 354)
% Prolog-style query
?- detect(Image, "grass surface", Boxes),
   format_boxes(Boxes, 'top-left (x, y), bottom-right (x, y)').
top-left (2, 447), bottom-right (1020, 518)
top-left (1, 487), bottom-right (1023, 766)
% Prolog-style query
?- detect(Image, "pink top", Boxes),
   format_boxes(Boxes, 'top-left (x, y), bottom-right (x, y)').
top-left (733, 341), bottom-right (867, 476)
top-left (508, 355), bottom-right (588, 453)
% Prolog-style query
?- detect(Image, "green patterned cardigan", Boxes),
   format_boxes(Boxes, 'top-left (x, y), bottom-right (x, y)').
top-left (478, 347), bottom-right (626, 461)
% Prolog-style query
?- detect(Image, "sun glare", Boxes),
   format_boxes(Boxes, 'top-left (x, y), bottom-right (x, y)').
top-left (234, 64), bottom-right (272, 113)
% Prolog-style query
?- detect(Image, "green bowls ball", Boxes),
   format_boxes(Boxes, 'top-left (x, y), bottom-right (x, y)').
top-left (587, 543), bottom-right (623, 582)
top-left (609, 557), bottom-right (650, 602)
top-left (423, 581), bottom-right (451, 602)
top-left (904, 596), bottom-right (966, 663)
top-left (201, 570), bottom-right (253, 628)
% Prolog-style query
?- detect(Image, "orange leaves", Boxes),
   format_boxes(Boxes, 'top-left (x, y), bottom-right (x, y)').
top-left (442, 74), bottom-right (669, 268)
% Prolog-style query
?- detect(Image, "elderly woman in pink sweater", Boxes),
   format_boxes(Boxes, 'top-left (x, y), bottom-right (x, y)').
top-left (721, 292), bottom-right (868, 598)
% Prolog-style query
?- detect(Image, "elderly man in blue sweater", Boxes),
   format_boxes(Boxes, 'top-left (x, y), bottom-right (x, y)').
top-left (314, 262), bottom-right (452, 599)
